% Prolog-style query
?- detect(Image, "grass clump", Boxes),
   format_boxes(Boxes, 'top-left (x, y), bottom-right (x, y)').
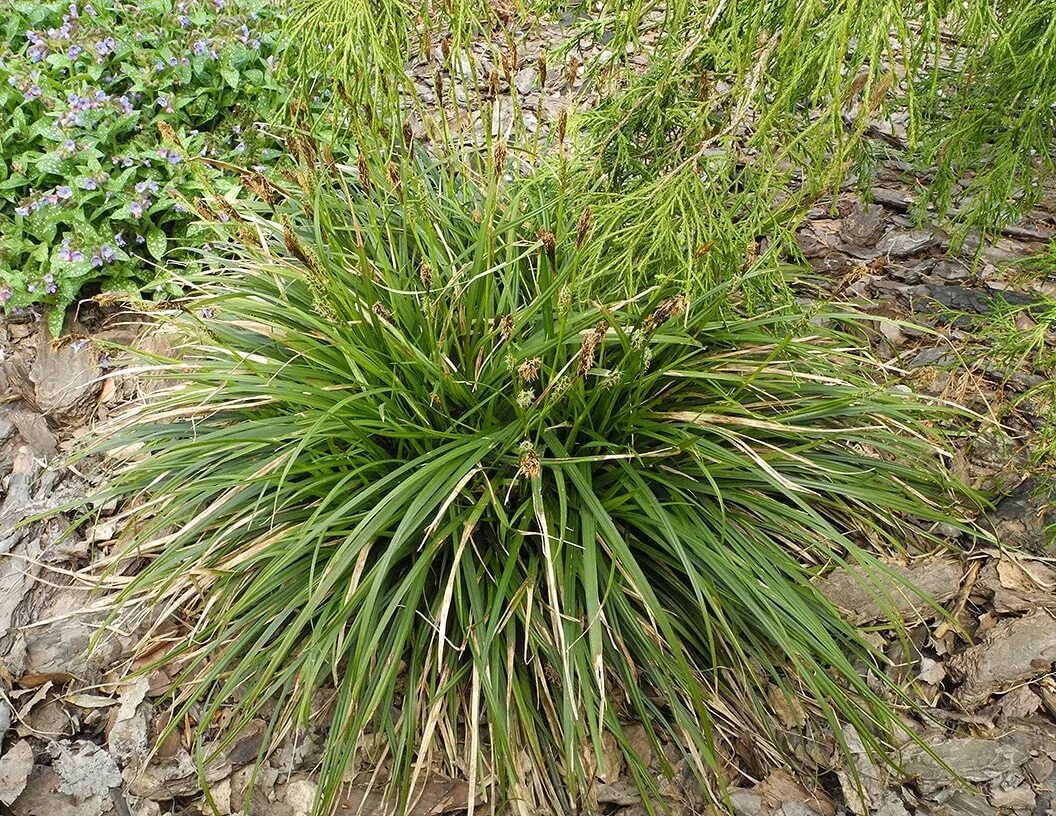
top-left (89, 151), bottom-right (978, 815)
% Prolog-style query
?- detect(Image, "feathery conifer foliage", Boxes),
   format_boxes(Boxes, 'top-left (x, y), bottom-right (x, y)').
top-left (288, 0), bottom-right (1056, 294)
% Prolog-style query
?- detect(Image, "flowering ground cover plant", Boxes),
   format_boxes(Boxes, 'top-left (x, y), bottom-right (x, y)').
top-left (0, 0), bottom-right (285, 333)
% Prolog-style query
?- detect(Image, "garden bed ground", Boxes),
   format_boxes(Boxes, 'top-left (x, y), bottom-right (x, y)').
top-left (1, 153), bottom-right (1054, 816)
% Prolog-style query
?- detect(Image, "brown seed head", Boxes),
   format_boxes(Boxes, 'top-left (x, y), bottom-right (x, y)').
top-left (517, 357), bottom-right (541, 382)
top-left (387, 162), bottom-right (402, 196)
top-left (575, 208), bottom-right (593, 249)
top-left (402, 121), bottom-right (414, 149)
top-left (156, 121), bottom-right (181, 147)
top-left (215, 198), bottom-right (244, 223)
top-left (577, 321), bottom-right (607, 376)
top-left (518, 442), bottom-right (541, 480)
top-left (567, 55), bottom-right (579, 87)
top-left (281, 218), bottom-right (324, 275)
top-left (241, 171), bottom-right (277, 208)
top-left (536, 52), bottom-right (547, 86)
top-left (419, 261), bottom-right (433, 291)
top-left (868, 74), bottom-right (894, 113)
top-left (643, 295), bottom-right (687, 333)
top-left (743, 239), bottom-right (759, 269)
top-left (489, 68), bottom-right (500, 99)
top-left (537, 229), bottom-right (556, 265)
top-left (373, 302), bottom-right (393, 323)
top-left (358, 154), bottom-right (371, 193)
top-left (434, 69), bottom-right (445, 110)
top-left (494, 143), bottom-right (507, 180)
top-left (556, 108), bottom-right (567, 145)
top-left (498, 314), bottom-right (515, 341)
top-left (698, 71), bottom-right (710, 100)
top-left (501, 48), bottom-right (514, 81)
top-left (193, 197), bottom-right (217, 222)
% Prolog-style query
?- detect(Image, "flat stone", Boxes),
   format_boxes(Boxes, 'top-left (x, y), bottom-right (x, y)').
top-left (988, 785), bottom-right (1036, 810)
top-left (948, 610), bottom-right (1056, 709)
top-left (816, 556), bottom-right (962, 625)
top-left (28, 339), bottom-right (101, 422)
top-left (876, 228), bottom-right (940, 257)
top-left (840, 204), bottom-right (887, 246)
top-left (903, 733), bottom-right (1033, 789)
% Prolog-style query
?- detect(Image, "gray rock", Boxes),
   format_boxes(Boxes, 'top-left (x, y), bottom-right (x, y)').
top-left (0, 739), bottom-right (34, 806)
top-left (815, 556), bottom-right (962, 625)
top-left (728, 789), bottom-right (763, 816)
top-left (840, 204), bottom-right (886, 246)
top-left (778, 803), bottom-right (820, 816)
top-left (948, 610), bottom-right (1056, 709)
top-left (988, 784), bottom-right (1036, 810)
top-left (877, 228), bottom-right (941, 257)
top-left (28, 338), bottom-right (101, 422)
top-left (49, 741), bottom-right (122, 802)
top-left (595, 781), bottom-right (640, 807)
top-left (902, 731), bottom-right (1035, 790)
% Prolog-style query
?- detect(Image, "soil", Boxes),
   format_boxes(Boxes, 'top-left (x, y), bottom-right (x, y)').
top-left (1, 37), bottom-right (1056, 816)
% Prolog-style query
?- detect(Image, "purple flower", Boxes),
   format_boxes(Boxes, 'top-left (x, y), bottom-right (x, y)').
top-left (69, 44), bottom-right (82, 58)
top-left (24, 84), bottom-right (42, 101)
top-left (117, 94), bottom-right (133, 113)
top-left (94, 89), bottom-right (108, 102)
top-left (130, 201), bottom-right (143, 218)
top-left (193, 39), bottom-right (208, 56)
top-left (155, 60), bottom-right (166, 72)
top-left (0, 286), bottom-right (11, 303)
top-left (135, 234), bottom-right (145, 244)
top-left (71, 250), bottom-right (84, 262)
top-left (56, 185), bottom-right (73, 200)
top-left (15, 205), bottom-right (30, 217)
top-left (43, 273), bottom-right (57, 294)
top-left (85, 4), bottom-right (96, 15)
top-left (63, 139), bottom-right (76, 152)
top-left (69, 3), bottom-right (79, 17)
top-left (101, 245), bottom-right (116, 262)
top-left (177, 14), bottom-right (191, 26)
top-left (91, 255), bottom-right (103, 268)
top-left (114, 232), bottom-right (125, 247)
top-left (81, 178), bottom-right (97, 190)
